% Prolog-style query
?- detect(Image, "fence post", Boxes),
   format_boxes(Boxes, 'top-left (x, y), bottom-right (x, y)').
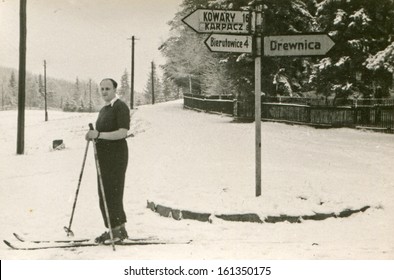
top-left (306, 104), bottom-right (311, 123)
top-left (353, 99), bottom-right (358, 126)
top-left (233, 99), bottom-right (238, 117)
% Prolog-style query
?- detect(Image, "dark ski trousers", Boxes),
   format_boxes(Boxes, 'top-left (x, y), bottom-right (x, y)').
top-left (96, 139), bottom-right (128, 229)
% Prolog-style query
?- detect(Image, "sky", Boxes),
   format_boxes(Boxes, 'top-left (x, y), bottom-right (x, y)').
top-left (0, 0), bottom-right (183, 92)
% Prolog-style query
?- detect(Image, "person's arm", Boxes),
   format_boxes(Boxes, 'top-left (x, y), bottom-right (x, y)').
top-left (97, 128), bottom-right (128, 140)
top-left (85, 128), bottom-right (128, 141)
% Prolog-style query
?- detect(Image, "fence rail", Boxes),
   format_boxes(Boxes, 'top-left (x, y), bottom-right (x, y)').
top-left (183, 94), bottom-right (235, 115)
top-left (261, 102), bottom-right (394, 130)
top-left (184, 95), bottom-right (394, 132)
top-left (261, 103), bottom-right (355, 126)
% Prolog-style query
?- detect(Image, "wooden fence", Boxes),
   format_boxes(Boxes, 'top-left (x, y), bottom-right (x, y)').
top-left (183, 94), bottom-right (235, 115)
top-left (261, 97), bottom-right (394, 131)
top-left (183, 95), bottom-right (394, 132)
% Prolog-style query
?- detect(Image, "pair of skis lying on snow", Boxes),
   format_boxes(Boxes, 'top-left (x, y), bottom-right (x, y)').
top-left (4, 233), bottom-right (192, 250)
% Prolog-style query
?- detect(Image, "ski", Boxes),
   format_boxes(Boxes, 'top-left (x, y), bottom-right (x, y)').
top-left (13, 232), bottom-right (157, 244)
top-left (4, 239), bottom-right (97, 250)
top-left (13, 233), bottom-right (90, 243)
top-left (4, 239), bottom-right (192, 251)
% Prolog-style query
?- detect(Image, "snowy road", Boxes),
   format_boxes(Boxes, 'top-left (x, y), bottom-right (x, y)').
top-left (1, 100), bottom-right (393, 259)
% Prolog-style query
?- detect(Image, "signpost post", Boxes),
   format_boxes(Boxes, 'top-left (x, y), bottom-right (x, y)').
top-left (254, 2), bottom-right (263, 197)
top-left (182, 7), bottom-right (261, 197)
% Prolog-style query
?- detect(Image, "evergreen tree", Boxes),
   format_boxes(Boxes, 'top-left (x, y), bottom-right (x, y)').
top-left (310, 0), bottom-right (394, 99)
top-left (8, 71), bottom-right (17, 106)
top-left (201, 58), bottom-right (235, 97)
top-left (26, 75), bottom-right (39, 108)
top-left (35, 74), bottom-right (44, 108)
top-left (162, 77), bottom-right (180, 101)
top-left (143, 62), bottom-right (163, 104)
top-left (47, 80), bottom-right (60, 108)
top-left (73, 76), bottom-right (81, 108)
top-left (161, 0), bottom-right (320, 105)
top-left (94, 85), bottom-right (103, 109)
top-left (1, 77), bottom-right (8, 110)
top-left (78, 99), bottom-right (85, 112)
top-left (162, 77), bottom-right (172, 101)
top-left (63, 95), bottom-right (77, 112)
top-left (0, 66), bottom-right (103, 111)
top-left (160, 0), bottom-right (213, 94)
top-left (365, 41), bottom-right (394, 95)
top-left (118, 69), bottom-right (130, 104)
top-left (38, 74), bottom-right (44, 96)
top-left (134, 90), bottom-right (145, 106)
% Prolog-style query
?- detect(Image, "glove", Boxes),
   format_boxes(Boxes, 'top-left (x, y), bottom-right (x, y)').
top-left (85, 130), bottom-right (99, 141)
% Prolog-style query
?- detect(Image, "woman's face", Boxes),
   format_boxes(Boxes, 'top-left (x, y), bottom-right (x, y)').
top-left (100, 80), bottom-right (116, 103)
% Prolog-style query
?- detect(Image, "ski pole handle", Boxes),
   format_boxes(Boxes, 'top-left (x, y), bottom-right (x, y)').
top-left (89, 123), bottom-right (94, 130)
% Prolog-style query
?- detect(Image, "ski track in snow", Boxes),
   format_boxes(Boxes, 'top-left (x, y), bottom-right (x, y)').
top-left (0, 100), bottom-right (393, 259)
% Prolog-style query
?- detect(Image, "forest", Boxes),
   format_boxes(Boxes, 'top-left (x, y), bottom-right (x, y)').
top-left (0, 65), bottom-right (182, 112)
top-left (160, 0), bottom-right (394, 103)
top-left (1, 0), bottom-right (393, 112)
top-left (0, 66), bottom-right (104, 112)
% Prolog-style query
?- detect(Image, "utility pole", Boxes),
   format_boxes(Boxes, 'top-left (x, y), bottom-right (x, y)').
top-left (151, 61), bottom-right (155, 105)
top-left (17, 0), bottom-right (27, 155)
top-left (131, 36), bottom-right (135, 109)
top-left (43, 60), bottom-right (48, 121)
top-left (254, 1), bottom-right (263, 197)
top-left (127, 36), bottom-right (137, 109)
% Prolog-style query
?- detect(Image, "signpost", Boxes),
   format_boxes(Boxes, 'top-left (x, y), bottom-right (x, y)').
top-left (182, 8), bottom-right (261, 197)
top-left (182, 6), bottom-right (335, 198)
top-left (263, 34), bottom-right (335, 57)
top-left (182, 9), bottom-right (253, 34)
top-left (254, 4), bottom-right (263, 197)
top-left (204, 34), bottom-right (252, 53)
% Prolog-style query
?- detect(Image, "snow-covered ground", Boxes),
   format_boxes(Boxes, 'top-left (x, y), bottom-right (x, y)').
top-left (0, 100), bottom-right (393, 259)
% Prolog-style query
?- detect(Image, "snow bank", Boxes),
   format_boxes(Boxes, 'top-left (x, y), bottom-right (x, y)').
top-left (1, 100), bottom-right (393, 259)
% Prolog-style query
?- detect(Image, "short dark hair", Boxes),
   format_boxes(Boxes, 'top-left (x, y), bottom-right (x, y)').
top-left (100, 78), bottom-right (118, 89)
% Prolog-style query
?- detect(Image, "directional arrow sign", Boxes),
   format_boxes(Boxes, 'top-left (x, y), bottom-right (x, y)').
top-left (204, 34), bottom-right (252, 53)
top-left (263, 34), bottom-right (335, 56)
top-left (182, 9), bottom-right (253, 34)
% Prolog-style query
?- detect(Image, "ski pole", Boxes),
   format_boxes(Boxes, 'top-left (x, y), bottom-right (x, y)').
top-left (89, 123), bottom-right (116, 251)
top-left (64, 126), bottom-right (92, 237)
